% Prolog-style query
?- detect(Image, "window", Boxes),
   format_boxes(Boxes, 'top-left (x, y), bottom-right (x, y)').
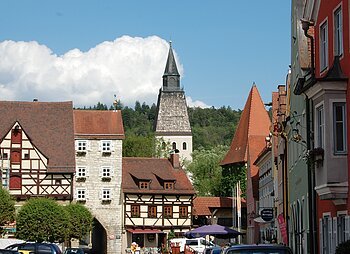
top-left (316, 105), bottom-right (325, 148)
top-left (172, 142), bottom-right (176, 150)
top-left (76, 166), bottom-right (87, 178)
top-left (320, 21), bottom-right (328, 71)
top-left (163, 206), bottom-right (173, 218)
top-left (76, 188), bottom-right (86, 201)
top-left (101, 140), bottom-right (112, 152)
top-left (183, 142), bottom-right (187, 150)
top-left (148, 206), bottom-right (157, 218)
top-left (2, 153), bottom-right (8, 159)
top-left (334, 7), bottom-right (343, 56)
top-left (162, 142), bottom-right (166, 150)
top-left (77, 140), bottom-right (87, 151)
top-left (333, 102), bottom-right (347, 154)
top-left (337, 215), bottom-right (346, 244)
top-left (322, 216), bottom-right (332, 254)
top-left (131, 205), bottom-right (140, 217)
top-left (100, 166), bottom-right (113, 179)
top-left (24, 153), bottom-right (30, 160)
top-left (179, 206), bottom-right (188, 218)
top-left (139, 181), bottom-right (149, 189)
top-left (164, 182), bottom-right (174, 190)
top-left (101, 188), bottom-right (111, 201)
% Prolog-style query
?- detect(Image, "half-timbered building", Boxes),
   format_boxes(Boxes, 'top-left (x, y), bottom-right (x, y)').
top-left (0, 101), bottom-right (75, 201)
top-left (122, 154), bottom-right (195, 250)
top-left (73, 110), bottom-right (125, 254)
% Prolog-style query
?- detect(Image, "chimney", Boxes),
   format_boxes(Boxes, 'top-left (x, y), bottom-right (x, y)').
top-left (169, 153), bottom-right (180, 169)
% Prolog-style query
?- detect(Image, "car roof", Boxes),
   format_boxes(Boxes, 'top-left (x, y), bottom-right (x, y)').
top-left (226, 244), bottom-right (291, 250)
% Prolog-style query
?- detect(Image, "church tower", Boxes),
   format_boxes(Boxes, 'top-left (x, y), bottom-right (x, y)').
top-left (154, 42), bottom-right (192, 162)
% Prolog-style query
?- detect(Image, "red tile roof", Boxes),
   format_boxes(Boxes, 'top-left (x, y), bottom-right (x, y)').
top-left (0, 101), bottom-right (75, 173)
top-left (220, 85), bottom-right (271, 166)
top-left (193, 197), bottom-right (246, 216)
top-left (122, 157), bottom-right (195, 195)
top-left (73, 110), bottom-right (125, 139)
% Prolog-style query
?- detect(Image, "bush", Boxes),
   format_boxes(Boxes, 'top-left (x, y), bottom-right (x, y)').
top-left (336, 240), bottom-right (350, 254)
top-left (16, 198), bottom-right (69, 243)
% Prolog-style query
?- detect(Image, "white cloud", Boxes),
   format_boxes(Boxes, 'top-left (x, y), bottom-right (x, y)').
top-left (0, 36), bottom-right (193, 107)
top-left (186, 96), bottom-right (210, 108)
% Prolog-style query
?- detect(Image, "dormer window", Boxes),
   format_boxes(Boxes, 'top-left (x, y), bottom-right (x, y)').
top-left (164, 182), bottom-right (174, 190)
top-left (139, 181), bottom-right (149, 189)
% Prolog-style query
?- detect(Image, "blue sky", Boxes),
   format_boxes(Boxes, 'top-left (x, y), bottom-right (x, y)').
top-left (0, 1), bottom-right (291, 109)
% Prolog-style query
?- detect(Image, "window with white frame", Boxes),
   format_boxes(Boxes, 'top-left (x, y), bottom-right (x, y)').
top-left (337, 214), bottom-right (346, 245)
top-left (321, 215), bottom-right (332, 254)
top-left (77, 140), bottom-right (87, 151)
top-left (316, 105), bottom-right (325, 148)
top-left (333, 102), bottom-right (347, 154)
top-left (76, 166), bottom-right (88, 178)
top-left (101, 140), bottom-right (112, 152)
top-left (320, 21), bottom-right (328, 71)
top-left (76, 188), bottom-right (87, 201)
top-left (101, 188), bottom-right (111, 201)
top-left (100, 166), bottom-right (113, 179)
top-left (334, 6), bottom-right (343, 56)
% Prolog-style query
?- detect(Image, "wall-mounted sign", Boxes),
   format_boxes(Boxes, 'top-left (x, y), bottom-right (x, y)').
top-left (260, 208), bottom-right (274, 222)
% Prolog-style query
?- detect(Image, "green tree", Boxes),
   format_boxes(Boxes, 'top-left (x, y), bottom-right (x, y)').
top-left (16, 198), bottom-right (69, 243)
top-left (221, 163), bottom-right (246, 197)
top-left (0, 188), bottom-right (15, 233)
top-left (65, 203), bottom-right (93, 242)
top-left (123, 134), bottom-right (156, 157)
top-left (187, 146), bottom-right (229, 196)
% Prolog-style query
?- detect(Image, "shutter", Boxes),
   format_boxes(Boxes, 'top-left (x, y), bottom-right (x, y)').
top-left (110, 167), bottom-right (114, 177)
top-left (333, 217), bottom-right (337, 252)
top-left (328, 217), bottom-right (333, 254)
top-left (75, 140), bottom-right (78, 151)
top-left (85, 189), bottom-right (89, 200)
top-left (98, 141), bottom-right (102, 151)
top-left (85, 167), bottom-right (89, 177)
top-left (73, 189), bottom-right (77, 199)
top-left (99, 189), bottom-right (103, 200)
top-left (99, 167), bottom-right (103, 177)
top-left (87, 141), bottom-right (91, 151)
top-left (111, 141), bottom-right (115, 152)
top-left (320, 218), bottom-right (323, 254)
top-left (345, 216), bottom-right (350, 241)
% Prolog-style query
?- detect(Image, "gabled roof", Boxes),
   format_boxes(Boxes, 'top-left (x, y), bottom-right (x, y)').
top-left (193, 197), bottom-right (246, 216)
top-left (220, 84), bottom-right (271, 166)
top-left (0, 101), bottom-right (75, 173)
top-left (122, 157), bottom-right (195, 195)
top-left (73, 110), bottom-right (125, 139)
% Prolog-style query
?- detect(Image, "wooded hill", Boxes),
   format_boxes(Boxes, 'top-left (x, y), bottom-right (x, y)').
top-left (80, 101), bottom-right (242, 151)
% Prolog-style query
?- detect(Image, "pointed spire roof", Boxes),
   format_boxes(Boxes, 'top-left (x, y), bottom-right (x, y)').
top-left (163, 41), bottom-right (180, 76)
top-left (220, 85), bottom-right (271, 166)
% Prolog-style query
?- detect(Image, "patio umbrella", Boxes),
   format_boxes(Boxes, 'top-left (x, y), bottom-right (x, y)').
top-left (184, 224), bottom-right (244, 239)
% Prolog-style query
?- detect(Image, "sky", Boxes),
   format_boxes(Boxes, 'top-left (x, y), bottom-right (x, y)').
top-left (0, 1), bottom-right (291, 110)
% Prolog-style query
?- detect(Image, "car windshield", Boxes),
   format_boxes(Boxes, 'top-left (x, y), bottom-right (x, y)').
top-left (64, 249), bottom-right (84, 254)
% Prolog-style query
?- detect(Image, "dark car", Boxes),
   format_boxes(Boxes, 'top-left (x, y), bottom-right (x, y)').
top-left (223, 244), bottom-right (293, 254)
top-left (5, 243), bottom-right (62, 254)
top-left (0, 249), bottom-right (20, 254)
top-left (63, 248), bottom-right (87, 254)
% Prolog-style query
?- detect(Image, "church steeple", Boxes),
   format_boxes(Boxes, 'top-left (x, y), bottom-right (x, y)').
top-left (162, 41), bottom-right (181, 91)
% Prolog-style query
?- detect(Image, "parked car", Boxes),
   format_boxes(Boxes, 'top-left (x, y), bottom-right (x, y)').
top-left (169, 238), bottom-right (216, 254)
top-left (5, 243), bottom-right (62, 254)
top-left (223, 244), bottom-right (293, 254)
top-left (0, 249), bottom-right (20, 254)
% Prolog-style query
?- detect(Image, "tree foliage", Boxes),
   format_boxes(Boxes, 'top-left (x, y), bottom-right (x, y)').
top-left (0, 188), bottom-right (15, 229)
top-left (16, 198), bottom-right (69, 243)
top-left (64, 203), bottom-right (93, 241)
top-left (187, 146), bottom-right (229, 196)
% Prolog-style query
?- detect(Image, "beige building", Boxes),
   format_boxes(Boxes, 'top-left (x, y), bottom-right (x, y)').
top-left (73, 110), bottom-right (125, 254)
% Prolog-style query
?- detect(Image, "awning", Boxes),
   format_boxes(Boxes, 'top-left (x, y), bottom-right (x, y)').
top-left (127, 229), bottom-right (163, 234)
top-left (254, 216), bottom-right (269, 223)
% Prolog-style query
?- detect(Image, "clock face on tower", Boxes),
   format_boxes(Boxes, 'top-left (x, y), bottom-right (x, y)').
top-left (169, 77), bottom-right (177, 87)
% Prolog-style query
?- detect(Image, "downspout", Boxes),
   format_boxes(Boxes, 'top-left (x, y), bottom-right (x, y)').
top-left (301, 19), bottom-right (317, 254)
